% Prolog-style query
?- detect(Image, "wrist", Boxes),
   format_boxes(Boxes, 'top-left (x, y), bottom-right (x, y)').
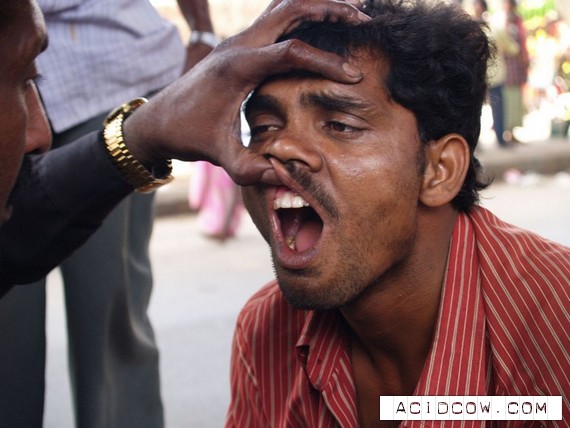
top-left (103, 98), bottom-right (173, 192)
top-left (189, 31), bottom-right (219, 48)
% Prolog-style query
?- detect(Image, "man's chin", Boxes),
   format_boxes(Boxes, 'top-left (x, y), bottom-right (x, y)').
top-left (278, 281), bottom-right (344, 311)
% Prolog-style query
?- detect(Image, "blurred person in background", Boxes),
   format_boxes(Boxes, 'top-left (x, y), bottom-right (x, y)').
top-left (472, 0), bottom-right (519, 148)
top-left (189, 160), bottom-right (245, 241)
top-left (501, 0), bottom-right (529, 144)
top-left (552, 43), bottom-right (570, 137)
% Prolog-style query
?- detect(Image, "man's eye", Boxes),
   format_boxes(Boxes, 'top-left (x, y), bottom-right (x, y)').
top-left (327, 121), bottom-right (360, 133)
top-left (250, 124), bottom-right (278, 138)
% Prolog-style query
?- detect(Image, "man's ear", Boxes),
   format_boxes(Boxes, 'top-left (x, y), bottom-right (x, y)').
top-left (419, 134), bottom-right (469, 207)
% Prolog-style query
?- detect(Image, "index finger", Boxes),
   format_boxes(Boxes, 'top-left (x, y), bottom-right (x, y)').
top-left (231, 39), bottom-right (362, 86)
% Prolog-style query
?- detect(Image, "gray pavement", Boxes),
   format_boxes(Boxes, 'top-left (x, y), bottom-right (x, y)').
top-left (44, 213), bottom-right (274, 428)
top-left (477, 137), bottom-right (570, 182)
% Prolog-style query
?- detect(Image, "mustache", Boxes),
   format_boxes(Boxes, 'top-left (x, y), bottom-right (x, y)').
top-left (283, 161), bottom-right (339, 221)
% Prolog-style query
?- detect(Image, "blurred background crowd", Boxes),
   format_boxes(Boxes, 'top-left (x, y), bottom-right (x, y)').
top-left (153, 0), bottom-right (570, 145)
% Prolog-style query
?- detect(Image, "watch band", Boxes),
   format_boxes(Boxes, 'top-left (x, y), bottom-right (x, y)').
top-left (103, 97), bottom-right (173, 193)
top-left (189, 31), bottom-right (219, 48)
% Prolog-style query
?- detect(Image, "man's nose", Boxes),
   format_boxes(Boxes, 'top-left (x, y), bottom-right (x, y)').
top-left (25, 82), bottom-right (52, 154)
top-left (263, 128), bottom-right (323, 173)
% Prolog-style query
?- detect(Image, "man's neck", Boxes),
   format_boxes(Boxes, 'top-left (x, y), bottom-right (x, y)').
top-left (339, 206), bottom-right (458, 395)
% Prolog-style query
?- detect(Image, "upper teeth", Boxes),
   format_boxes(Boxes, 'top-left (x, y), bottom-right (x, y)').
top-left (274, 191), bottom-right (310, 210)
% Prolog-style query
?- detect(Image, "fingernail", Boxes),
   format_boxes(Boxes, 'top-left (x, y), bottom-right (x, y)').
top-left (343, 62), bottom-right (362, 78)
top-left (358, 11), bottom-right (371, 21)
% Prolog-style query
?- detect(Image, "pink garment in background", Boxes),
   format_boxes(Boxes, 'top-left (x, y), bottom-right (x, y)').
top-left (189, 161), bottom-right (243, 240)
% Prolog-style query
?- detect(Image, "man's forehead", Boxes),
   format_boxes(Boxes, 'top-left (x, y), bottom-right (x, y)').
top-left (25, 0), bottom-right (48, 49)
top-left (245, 61), bottom-right (388, 116)
top-left (245, 76), bottom-right (335, 116)
top-left (1, 0), bottom-right (43, 29)
top-left (253, 50), bottom-right (386, 96)
top-left (0, 0), bottom-right (47, 70)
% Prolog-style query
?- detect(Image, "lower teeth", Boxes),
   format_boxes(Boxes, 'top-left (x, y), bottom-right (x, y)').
top-left (286, 236), bottom-right (296, 250)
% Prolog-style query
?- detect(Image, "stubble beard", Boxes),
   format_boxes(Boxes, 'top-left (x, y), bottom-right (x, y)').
top-left (273, 215), bottom-right (419, 312)
top-left (269, 146), bottom-right (425, 311)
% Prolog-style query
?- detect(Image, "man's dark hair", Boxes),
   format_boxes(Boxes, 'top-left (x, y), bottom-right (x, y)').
top-left (281, 0), bottom-right (493, 212)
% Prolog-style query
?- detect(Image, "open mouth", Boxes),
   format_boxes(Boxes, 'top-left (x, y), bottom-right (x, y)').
top-left (274, 188), bottom-right (324, 253)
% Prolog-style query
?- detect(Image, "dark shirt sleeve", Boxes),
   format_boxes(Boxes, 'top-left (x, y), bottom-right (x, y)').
top-left (0, 131), bottom-right (134, 296)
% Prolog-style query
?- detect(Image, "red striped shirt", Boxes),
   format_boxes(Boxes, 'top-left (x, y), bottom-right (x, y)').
top-left (226, 207), bottom-right (570, 427)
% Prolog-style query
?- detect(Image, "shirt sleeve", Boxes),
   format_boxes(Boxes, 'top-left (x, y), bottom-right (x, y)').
top-left (36, 0), bottom-right (82, 14)
top-left (0, 131), bottom-right (133, 295)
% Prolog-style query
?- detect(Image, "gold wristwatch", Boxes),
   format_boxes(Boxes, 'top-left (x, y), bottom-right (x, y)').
top-left (103, 97), bottom-right (173, 193)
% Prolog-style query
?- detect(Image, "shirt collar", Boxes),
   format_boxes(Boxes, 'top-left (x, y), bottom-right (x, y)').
top-left (296, 309), bottom-right (350, 391)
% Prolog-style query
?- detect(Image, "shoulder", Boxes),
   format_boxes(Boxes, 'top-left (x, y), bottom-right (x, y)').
top-left (469, 205), bottom-right (569, 334)
top-left (469, 207), bottom-right (570, 396)
top-left (469, 206), bottom-right (570, 282)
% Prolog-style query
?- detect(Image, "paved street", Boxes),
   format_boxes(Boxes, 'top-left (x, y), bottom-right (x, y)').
top-left (43, 174), bottom-right (570, 427)
top-left (43, 204), bottom-right (273, 428)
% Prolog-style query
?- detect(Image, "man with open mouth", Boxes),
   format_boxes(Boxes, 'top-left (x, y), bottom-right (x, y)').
top-left (0, 0), bottom-right (369, 425)
top-left (226, 1), bottom-right (570, 427)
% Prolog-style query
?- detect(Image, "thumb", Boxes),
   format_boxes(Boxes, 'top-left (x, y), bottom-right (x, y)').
top-left (224, 149), bottom-right (280, 186)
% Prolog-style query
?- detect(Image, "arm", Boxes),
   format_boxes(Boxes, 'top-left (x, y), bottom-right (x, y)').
top-left (125, 0), bottom-right (369, 186)
top-left (176, 0), bottom-right (217, 73)
top-left (177, 0), bottom-right (213, 32)
top-left (0, 132), bottom-right (132, 295)
top-left (0, 0), bottom-right (368, 295)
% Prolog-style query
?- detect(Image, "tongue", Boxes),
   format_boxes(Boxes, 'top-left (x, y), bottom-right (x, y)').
top-left (280, 207), bottom-right (323, 253)
top-left (295, 220), bottom-right (322, 253)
